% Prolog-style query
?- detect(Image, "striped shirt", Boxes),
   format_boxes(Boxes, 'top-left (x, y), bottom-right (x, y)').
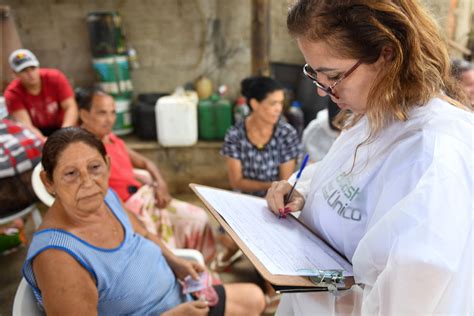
top-left (221, 118), bottom-right (300, 197)
top-left (23, 189), bottom-right (190, 315)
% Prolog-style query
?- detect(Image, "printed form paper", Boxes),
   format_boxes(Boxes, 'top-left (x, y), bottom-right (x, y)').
top-left (196, 186), bottom-right (353, 276)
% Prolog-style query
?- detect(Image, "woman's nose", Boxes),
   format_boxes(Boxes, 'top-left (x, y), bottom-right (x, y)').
top-left (80, 173), bottom-right (94, 186)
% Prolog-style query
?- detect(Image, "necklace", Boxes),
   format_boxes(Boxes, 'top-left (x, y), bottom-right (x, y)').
top-left (247, 119), bottom-right (273, 149)
top-left (107, 210), bottom-right (120, 236)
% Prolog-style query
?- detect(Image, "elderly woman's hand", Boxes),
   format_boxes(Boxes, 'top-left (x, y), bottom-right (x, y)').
top-left (266, 180), bottom-right (305, 217)
top-left (168, 256), bottom-right (206, 281)
top-left (162, 301), bottom-right (209, 316)
top-left (153, 183), bottom-right (172, 208)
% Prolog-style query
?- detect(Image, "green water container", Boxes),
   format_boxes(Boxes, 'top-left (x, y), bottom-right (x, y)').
top-left (198, 97), bottom-right (216, 140)
top-left (198, 94), bottom-right (233, 140)
top-left (92, 55), bottom-right (133, 99)
top-left (215, 97), bottom-right (232, 139)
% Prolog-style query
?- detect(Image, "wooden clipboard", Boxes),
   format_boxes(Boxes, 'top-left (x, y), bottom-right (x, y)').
top-left (190, 183), bottom-right (355, 293)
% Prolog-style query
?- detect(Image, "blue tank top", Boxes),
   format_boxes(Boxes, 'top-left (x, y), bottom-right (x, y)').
top-left (23, 189), bottom-right (191, 315)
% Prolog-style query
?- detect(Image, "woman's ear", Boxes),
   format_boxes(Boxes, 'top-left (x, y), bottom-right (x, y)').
top-left (380, 45), bottom-right (394, 62)
top-left (40, 170), bottom-right (55, 196)
top-left (249, 98), bottom-right (258, 111)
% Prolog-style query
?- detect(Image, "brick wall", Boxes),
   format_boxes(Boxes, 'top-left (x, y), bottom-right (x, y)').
top-left (0, 0), bottom-right (303, 99)
top-left (124, 135), bottom-right (230, 194)
top-left (0, 0), bottom-right (460, 99)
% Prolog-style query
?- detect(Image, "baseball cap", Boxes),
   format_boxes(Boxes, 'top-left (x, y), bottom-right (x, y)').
top-left (8, 49), bottom-right (40, 73)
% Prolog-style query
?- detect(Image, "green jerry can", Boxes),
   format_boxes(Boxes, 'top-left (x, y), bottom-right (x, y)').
top-left (198, 97), bottom-right (215, 140)
top-left (198, 94), bottom-right (232, 140)
top-left (215, 96), bottom-right (232, 139)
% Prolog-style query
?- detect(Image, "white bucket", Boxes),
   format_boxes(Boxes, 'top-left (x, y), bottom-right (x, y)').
top-left (113, 98), bottom-right (133, 135)
top-left (155, 91), bottom-right (198, 147)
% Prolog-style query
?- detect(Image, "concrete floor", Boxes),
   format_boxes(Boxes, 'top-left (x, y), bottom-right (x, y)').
top-left (0, 194), bottom-right (273, 315)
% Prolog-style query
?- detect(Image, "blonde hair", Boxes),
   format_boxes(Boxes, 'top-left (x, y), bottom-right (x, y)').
top-left (288, 0), bottom-right (471, 136)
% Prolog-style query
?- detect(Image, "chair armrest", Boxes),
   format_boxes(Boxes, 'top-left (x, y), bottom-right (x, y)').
top-left (133, 168), bottom-right (153, 185)
top-left (172, 248), bottom-right (205, 265)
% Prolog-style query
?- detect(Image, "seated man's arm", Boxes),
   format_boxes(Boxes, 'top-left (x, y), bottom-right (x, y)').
top-left (10, 109), bottom-right (46, 141)
top-left (126, 146), bottom-right (171, 207)
top-left (60, 96), bottom-right (78, 127)
top-left (126, 147), bottom-right (166, 186)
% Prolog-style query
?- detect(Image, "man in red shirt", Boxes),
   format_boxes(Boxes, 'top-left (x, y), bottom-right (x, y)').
top-left (4, 49), bottom-right (78, 140)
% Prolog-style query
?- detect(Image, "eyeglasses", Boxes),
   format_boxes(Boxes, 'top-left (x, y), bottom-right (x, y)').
top-left (303, 60), bottom-right (362, 98)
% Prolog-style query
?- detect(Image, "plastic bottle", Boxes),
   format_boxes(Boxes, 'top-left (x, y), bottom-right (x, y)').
top-left (285, 100), bottom-right (305, 139)
top-left (233, 96), bottom-right (250, 124)
top-left (195, 76), bottom-right (213, 100)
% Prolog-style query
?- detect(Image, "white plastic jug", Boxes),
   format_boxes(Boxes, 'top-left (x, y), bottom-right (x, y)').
top-left (155, 90), bottom-right (198, 147)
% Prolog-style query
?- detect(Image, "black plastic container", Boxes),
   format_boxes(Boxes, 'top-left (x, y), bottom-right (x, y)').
top-left (132, 93), bottom-right (168, 140)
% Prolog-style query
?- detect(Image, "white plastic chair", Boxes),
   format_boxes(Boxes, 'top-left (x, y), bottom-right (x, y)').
top-left (12, 278), bottom-right (43, 316)
top-left (0, 204), bottom-right (42, 229)
top-left (172, 248), bottom-right (205, 265)
top-left (12, 248), bottom-right (204, 315)
top-left (31, 163), bottom-right (54, 207)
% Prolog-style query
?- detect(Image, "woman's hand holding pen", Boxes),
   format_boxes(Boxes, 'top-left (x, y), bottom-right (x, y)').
top-left (266, 181), bottom-right (305, 217)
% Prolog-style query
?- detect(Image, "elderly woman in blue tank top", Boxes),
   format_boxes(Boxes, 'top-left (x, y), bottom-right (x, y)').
top-left (23, 127), bottom-right (265, 316)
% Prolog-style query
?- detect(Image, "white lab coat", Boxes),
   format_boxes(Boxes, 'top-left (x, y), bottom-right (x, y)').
top-left (302, 109), bottom-right (340, 162)
top-left (279, 98), bottom-right (473, 315)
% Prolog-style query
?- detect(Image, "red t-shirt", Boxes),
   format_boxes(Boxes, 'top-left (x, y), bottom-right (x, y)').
top-left (105, 133), bottom-right (142, 201)
top-left (4, 68), bottom-right (74, 129)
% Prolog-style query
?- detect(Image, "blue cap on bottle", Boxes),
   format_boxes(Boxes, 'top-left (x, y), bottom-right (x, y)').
top-left (291, 100), bottom-right (302, 108)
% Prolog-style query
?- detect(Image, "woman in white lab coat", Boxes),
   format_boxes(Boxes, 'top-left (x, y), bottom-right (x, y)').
top-left (265, 0), bottom-right (473, 315)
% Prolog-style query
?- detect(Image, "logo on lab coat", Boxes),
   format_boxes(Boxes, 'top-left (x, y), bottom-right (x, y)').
top-left (321, 173), bottom-right (362, 221)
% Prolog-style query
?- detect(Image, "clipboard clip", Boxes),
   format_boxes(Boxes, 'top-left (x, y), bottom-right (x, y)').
top-left (299, 269), bottom-right (346, 294)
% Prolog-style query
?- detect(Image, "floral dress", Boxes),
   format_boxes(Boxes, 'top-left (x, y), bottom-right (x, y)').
top-left (105, 133), bottom-right (217, 263)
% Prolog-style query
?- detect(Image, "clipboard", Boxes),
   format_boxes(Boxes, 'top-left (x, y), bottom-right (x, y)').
top-left (190, 183), bottom-right (355, 293)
